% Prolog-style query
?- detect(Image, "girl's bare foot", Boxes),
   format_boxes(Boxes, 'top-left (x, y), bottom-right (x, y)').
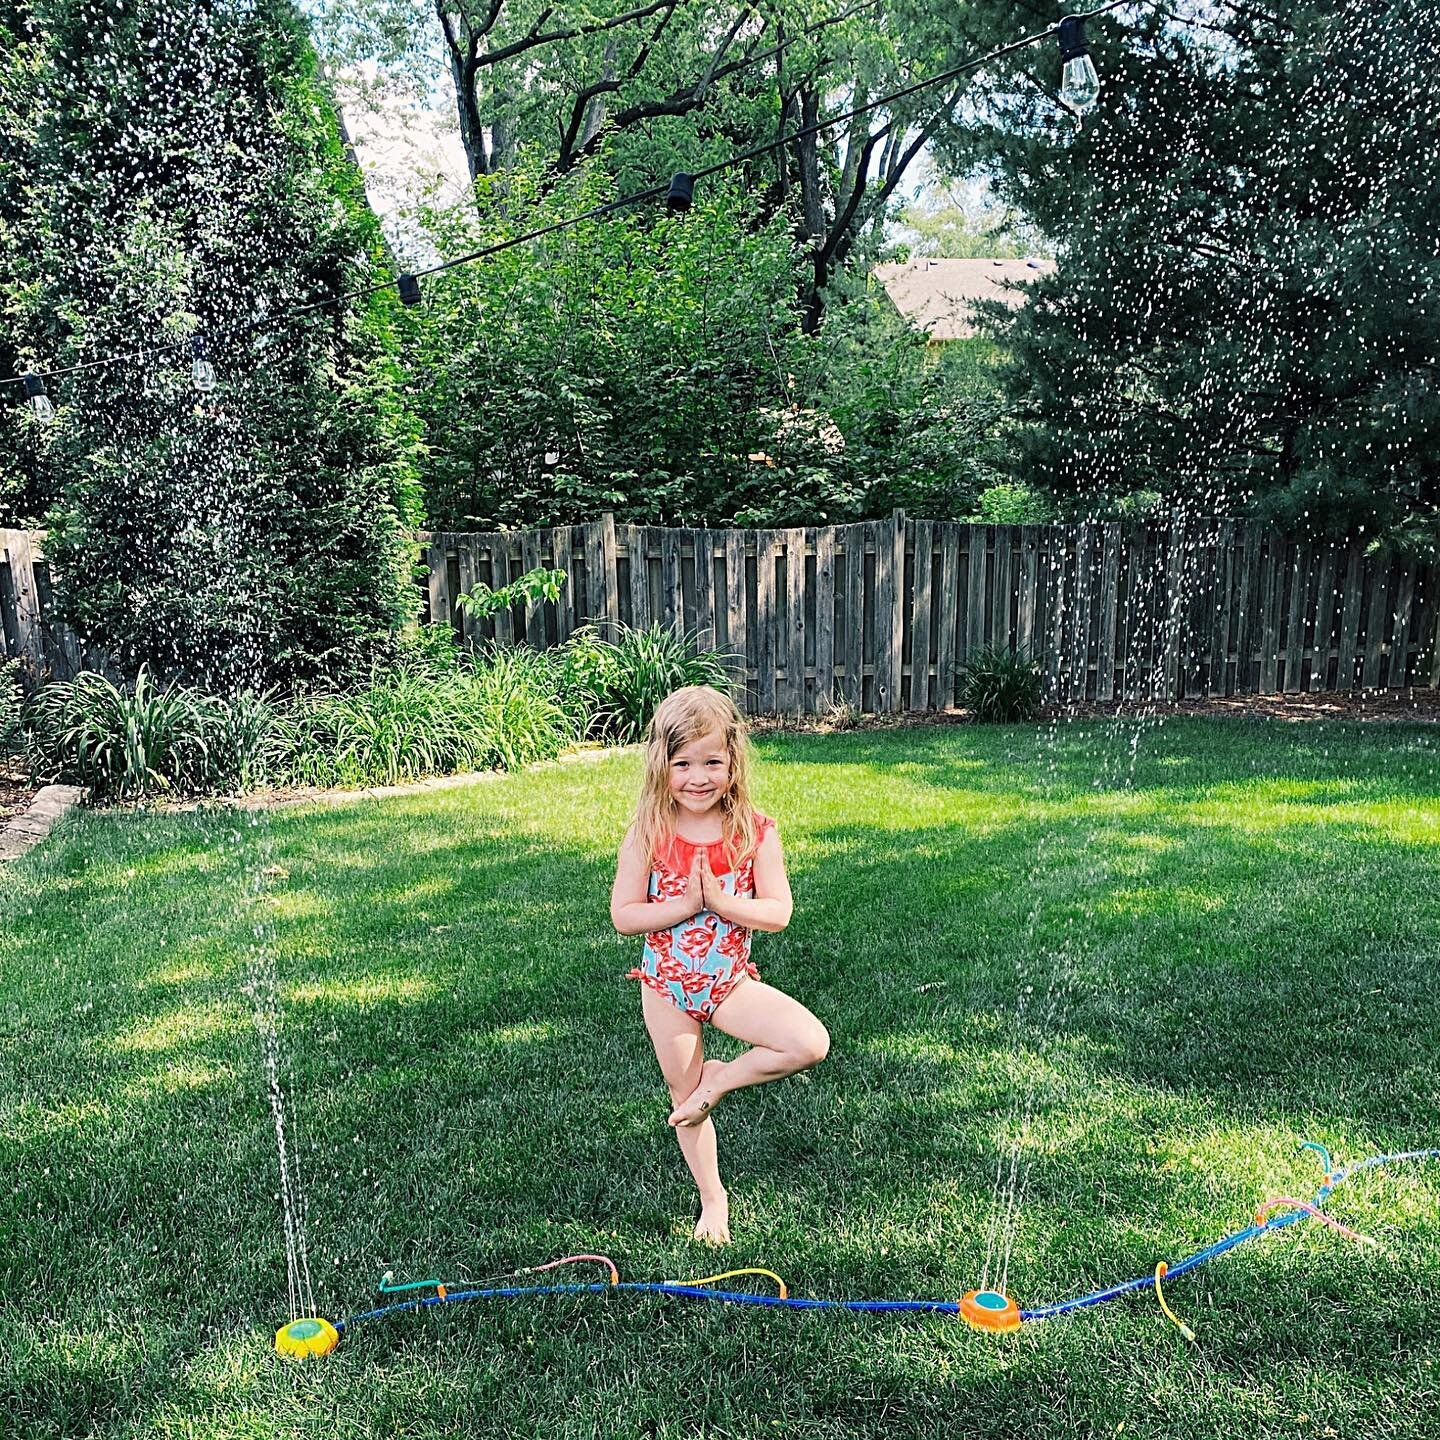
top-left (669, 1059), bottom-right (728, 1128)
top-left (694, 1190), bottom-right (730, 1245)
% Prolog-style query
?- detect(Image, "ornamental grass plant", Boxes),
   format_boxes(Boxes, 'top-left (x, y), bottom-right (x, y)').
top-left (18, 621), bottom-right (736, 800)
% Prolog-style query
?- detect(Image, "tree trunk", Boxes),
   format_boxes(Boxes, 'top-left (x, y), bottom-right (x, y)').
top-left (581, 39), bottom-right (620, 148)
top-left (795, 85), bottom-right (826, 243)
top-left (447, 45), bottom-right (488, 180)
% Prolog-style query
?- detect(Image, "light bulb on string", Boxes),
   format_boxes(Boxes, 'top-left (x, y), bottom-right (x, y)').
top-left (190, 335), bottom-right (217, 394)
top-left (22, 372), bottom-right (55, 423)
top-left (666, 173), bottom-right (695, 213)
top-left (1057, 16), bottom-right (1101, 116)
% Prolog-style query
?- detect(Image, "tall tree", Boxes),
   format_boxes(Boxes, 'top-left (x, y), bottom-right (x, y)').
top-left (0, 0), bottom-right (58, 526)
top-left (312, 0), bottom-right (1003, 330)
top-left (959, 0), bottom-right (1440, 542)
top-left (19, 0), bottom-right (423, 685)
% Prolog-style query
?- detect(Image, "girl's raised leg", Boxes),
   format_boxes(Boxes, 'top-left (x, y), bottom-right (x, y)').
top-left (668, 980), bottom-right (829, 1128)
top-left (640, 985), bottom-right (730, 1243)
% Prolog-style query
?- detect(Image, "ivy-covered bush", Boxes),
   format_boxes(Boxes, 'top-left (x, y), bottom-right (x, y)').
top-left (15, 1), bottom-right (421, 689)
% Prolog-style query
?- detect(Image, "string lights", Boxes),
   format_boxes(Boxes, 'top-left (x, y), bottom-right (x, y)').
top-left (22, 372), bottom-right (54, 423)
top-left (189, 335), bottom-right (217, 394)
top-left (1, 6), bottom-right (1125, 405)
top-left (1058, 15), bottom-right (1102, 114)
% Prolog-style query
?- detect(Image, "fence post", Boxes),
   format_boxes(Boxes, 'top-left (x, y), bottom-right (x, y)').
top-left (908, 518), bottom-right (932, 711)
top-left (1160, 516), bottom-right (1186, 701)
top-left (1, 529), bottom-right (46, 682)
top-left (785, 527), bottom-right (806, 713)
top-left (841, 523), bottom-right (864, 709)
top-left (600, 513), bottom-right (619, 629)
top-left (813, 526), bottom-right (836, 708)
top-left (876, 508), bottom-right (905, 713)
top-left (723, 530), bottom-right (749, 703)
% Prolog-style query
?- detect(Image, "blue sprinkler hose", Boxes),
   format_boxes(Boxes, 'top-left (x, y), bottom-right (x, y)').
top-left (334, 1148), bottom-right (1440, 1338)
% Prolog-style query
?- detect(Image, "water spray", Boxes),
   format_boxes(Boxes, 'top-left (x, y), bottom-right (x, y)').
top-left (273, 1143), bottom-right (1437, 1356)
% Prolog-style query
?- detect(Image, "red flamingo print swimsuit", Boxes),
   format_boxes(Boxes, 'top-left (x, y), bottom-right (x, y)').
top-left (626, 812), bottom-right (774, 1023)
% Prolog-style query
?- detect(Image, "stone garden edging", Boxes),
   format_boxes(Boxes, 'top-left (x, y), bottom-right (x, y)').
top-left (0, 784), bottom-right (88, 862)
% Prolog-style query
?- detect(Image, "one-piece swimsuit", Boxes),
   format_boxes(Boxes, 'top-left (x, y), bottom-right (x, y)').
top-left (625, 812), bottom-right (774, 1023)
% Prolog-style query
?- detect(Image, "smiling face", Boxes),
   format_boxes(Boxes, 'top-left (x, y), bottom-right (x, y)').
top-left (668, 730), bottom-right (731, 817)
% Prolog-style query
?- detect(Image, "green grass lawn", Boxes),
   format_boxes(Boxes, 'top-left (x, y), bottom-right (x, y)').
top-left (4, 718), bottom-right (1440, 1439)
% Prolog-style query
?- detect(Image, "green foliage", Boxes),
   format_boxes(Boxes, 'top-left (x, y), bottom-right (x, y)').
top-left (15, 0), bottom-right (422, 685)
top-left (0, 7), bottom-right (56, 527)
top-left (21, 666), bottom-right (281, 800)
top-left (0, 657), bottom-right (22, 755)
top-left (964, 0), bottom-right (1439, 541)
top-left (412, 171), bottom-right (807, 530)
top-left (19, 615), bottom-right (743, 797)
top-left (1113, 489), bottom-right (1164, 522)
top-left (969, 482), bottom-right (1053, 525)
top-left (557, 622), bottom-right (736, 744)
top-left (410, 168), bottom-right (1015, 531)
top-left (283, 653), bottom-right (576, 789)
top-left (457, 567), bottom-right (566, 621)
top-left (778, 298), bottom-right (1010, 525)
top-left (23, 650), bottom-right (579, 798)
top-left (896, 192), bottom-right (1052, 261)
top-left (958, 645), bottom-right (1043, 723)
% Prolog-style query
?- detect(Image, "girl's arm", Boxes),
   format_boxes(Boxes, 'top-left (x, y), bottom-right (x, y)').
top-left (611, 828), bottom-right (702, 936)
top-left (703, 826), bottom-right (793, 933)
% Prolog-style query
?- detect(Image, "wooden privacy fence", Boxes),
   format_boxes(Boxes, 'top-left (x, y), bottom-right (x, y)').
top-left (0, 529), bottom-right (84, 684)
top-left (6, 520), bottom-right (1439, 711)
top-left (424, 512), bottom-right (1440, 715)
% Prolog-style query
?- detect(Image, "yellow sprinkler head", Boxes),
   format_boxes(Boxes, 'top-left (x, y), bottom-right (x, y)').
top-left (959, 1289), bottom-right (1022, 1335)
top-left (275, 1316), bottom-right (340, 1359)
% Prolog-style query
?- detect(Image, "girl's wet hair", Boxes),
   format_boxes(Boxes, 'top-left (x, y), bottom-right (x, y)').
top-left (631, 685), bottom-right (759, 868)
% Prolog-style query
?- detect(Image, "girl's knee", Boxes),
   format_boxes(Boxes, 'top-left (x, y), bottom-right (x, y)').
top-left (794, 1023), bottom-right (830, 1069)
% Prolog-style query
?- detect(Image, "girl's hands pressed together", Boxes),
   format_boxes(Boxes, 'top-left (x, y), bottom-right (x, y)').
top-left (699, 849), bottom-right (726, 915)
top-left (682, 850), bottom-right (705, 917)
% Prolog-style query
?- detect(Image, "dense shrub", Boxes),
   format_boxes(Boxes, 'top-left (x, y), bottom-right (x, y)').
top-left (21, 2), bottom-right (421, 688)
top-left (968, 482), bottom-right (1054, 525)
top-left (23, 620), bottom-right (740, 799)
top-left (284, 650), bottom-right (576, 789)
top-left (559, 623), bottom-right (736, 744)
top-left (22, 667), bottom-right (283, 799)
top-left (958, 646), bottom-right (1043, 723)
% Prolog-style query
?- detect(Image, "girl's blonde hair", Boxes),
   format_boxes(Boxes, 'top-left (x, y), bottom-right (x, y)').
top-left (631, 685), bottom-right (758, 869)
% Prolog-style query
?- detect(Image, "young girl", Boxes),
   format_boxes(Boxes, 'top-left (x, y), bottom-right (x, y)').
top-left (610, 685), bottom-right (830, 1245)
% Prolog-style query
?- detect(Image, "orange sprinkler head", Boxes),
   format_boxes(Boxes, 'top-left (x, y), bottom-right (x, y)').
top-left (959, 1289), bottom-right (1022, 1334)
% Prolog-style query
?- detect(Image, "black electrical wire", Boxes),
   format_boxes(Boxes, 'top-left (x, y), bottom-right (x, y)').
top-left (2, 0), bottom-right (1133, 392)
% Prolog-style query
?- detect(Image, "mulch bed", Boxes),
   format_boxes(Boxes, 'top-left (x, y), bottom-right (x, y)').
top-left (1, 760), bottom-right (38, 824)
top-left (749, 687), bottom-right (1440, 736)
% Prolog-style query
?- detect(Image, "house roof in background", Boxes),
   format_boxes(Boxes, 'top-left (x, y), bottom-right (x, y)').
top-left (872, 257), bottom-right (1055, 340)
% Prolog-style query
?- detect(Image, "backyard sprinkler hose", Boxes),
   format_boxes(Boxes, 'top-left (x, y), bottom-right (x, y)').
top-left (273, 1144), bottom-right (1439, 1357)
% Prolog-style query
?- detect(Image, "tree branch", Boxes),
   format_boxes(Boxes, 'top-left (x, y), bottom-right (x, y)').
top-left (567, 16), bottom-right (771, 169)
top-left (480, 0), bottom-right (675, 70)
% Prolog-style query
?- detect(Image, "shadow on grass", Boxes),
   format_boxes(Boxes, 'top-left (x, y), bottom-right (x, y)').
top-left (3, 719), bottom-right (1439, 1435)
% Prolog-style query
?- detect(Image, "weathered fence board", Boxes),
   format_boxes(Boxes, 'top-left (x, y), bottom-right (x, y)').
top-left (1, 529), bottom-right (90, 684)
